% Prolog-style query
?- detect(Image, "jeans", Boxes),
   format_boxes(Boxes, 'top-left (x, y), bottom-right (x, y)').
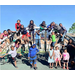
top-left (40, 30), bottom-right (45, 38)
top-left (29, 30), bottom-right (34, 39)
top-left (35, 39), bottom-right (41, 48)
top-left (61, 32), bottom-right (67, 41)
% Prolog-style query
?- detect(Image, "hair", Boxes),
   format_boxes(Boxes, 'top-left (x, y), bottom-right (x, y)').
top-left (3, 30), bottom-right (6, 33)
top-left (55, 46), bottom-right (59, 49)
top-left (7, 29), bottom-right (10, 31)
top-left (59, 23), bottom-right (62, 25)
top-left (17, 19), bottom-right (21, 22)
top-left (11, 46), bottom-right (14, 48)
top-left (15, 39), bottom-right (21, 44)
top-left (68, 39), bottom-right (73, 44)
top-left (30, 20), bottom-right (34, 24)
top-left (64, 48), bottom-right (67, 51)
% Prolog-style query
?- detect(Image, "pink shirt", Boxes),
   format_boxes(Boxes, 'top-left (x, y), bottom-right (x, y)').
top-left (62, 52), bottom-right (70, 60)
top-left (0, 33), bottom-right (8, 38)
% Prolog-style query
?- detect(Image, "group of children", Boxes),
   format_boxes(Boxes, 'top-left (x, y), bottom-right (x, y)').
top-left (48, 46), bottom-right (70, 69)
top-left (0, 19), bottom-right (71, 70)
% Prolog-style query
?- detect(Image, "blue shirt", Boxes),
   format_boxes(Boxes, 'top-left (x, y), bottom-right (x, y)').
top-left (47, 24), bottom-right (53, 29)
top-left (35, 33), bottom-right (40, 39)
top-left (28, 44), bottom-right (39, 57)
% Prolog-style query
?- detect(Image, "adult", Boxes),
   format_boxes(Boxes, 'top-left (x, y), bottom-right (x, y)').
top-left (64, 39), bottom-right (75, 62)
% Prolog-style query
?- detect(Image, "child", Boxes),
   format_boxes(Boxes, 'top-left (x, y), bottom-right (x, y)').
top-left (15, 39), bottom-right (21, 49)
top-left (28, 44), bottom-right (39, 70)
top-left (27, 20), bottom-right (36, 42)
top-left (22, 29), bottom-right (31, 45)
top-left (62, 49), bottom-right (70, 69)
top-left (7, 29), bottom-right (16, 42)
top-left (54, 46), bottom-right (62, 69)
top-left (51, 32), bottom-right (56, 48)
top-left (39, 21), bottom-right (46, 39)
top-left (48, 46), bottom-right (54, 69)
top-left (34, 30), bottom-right (41, 49)
top-left (0, 46), bottom-right (22, 68)
top-left (15, 20), bottom-right (21, 36)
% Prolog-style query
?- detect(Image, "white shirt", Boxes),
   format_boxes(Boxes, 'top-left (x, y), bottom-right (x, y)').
top-left (54, 50), bottom-right (60, 58)
top-left (8, 47), bottom-right (17, 57)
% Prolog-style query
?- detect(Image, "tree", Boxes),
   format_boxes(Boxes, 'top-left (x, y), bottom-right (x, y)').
top-left (0, 32), bottom-right (1, 34)
top-left (69, 23), bottom-right (75, 33)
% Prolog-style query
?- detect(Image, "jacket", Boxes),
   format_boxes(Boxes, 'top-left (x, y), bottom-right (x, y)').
top-left (28, 44), bottom-right (39, 57)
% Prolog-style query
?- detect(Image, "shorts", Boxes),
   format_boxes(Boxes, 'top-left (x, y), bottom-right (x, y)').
top-left (12, 53), bottom-right (20, 61)
top-left (63, 60), bottom-right (68, 63)
top-left (55, 58), bottom-right (61, 62)
top-left (30, 55), bottom-right (37, 64)
top-left (30, 59), bottom-right (37, 64)
top-left (51, 42), bottom-right (56, 47)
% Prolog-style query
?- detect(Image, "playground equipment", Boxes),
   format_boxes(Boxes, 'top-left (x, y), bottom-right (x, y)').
top-left (0, 26), bottom-right (75, 64)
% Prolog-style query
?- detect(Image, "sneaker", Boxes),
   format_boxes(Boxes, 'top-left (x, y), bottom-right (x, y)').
top-left (66, 67), bottom-right (69, 70)
top-left (30, 66), bottom-right (34, 69)
top-left (55, 67), bottom-right (57, 69)
top-left (63, 67), bottom-right (65, 69)
top-left (15, 66), bottom-right (18, 68)
top-left (34, 67), bottom-right (37, 70)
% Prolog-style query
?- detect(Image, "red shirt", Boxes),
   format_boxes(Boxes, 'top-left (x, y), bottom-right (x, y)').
top-left (22, 32), bottom-right (31, 39)
top-left (15, 23), bottom-right (21, 30)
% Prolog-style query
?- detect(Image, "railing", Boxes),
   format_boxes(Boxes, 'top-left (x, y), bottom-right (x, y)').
top-left (0, 26), bottom-right (75, 55)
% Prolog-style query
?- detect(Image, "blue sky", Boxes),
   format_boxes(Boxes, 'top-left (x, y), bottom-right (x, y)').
top-left (0, 5), bottom-right (75, 33)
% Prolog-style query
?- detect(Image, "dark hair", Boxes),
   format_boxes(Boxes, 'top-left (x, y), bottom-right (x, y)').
top-left (3, 30), bottom-right (6, 33)
top-left (7, 29), bottom-right (10, 31)
top-left (68, 39), bottom-right (73, 44)
top-left (64, 49), bottom-right (67, 51)
top-left (17, 19), bottom-right (21, 22)
top-left (11, 46), bottom-right (14, 48)
top-left (30, 20), bottom-right (34, 24)
top-left (42, 21), bottom-right (45, 24)
top-left (15, 39), bottom-right (21, 44)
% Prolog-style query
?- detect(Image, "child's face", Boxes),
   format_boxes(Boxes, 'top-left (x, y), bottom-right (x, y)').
top-left (64, 50), bottom-right (67, 53)
top-left (11, 46), bottom-right (14, 51)
top-left (21, 25), bottom-right (24, 28)
top-left (4, 31), bottom-right (7, 34)
top-left (55, 47), bottom-right (58, 50)
top-left (33, 45), bottom-right (35, 48)
top-left (8, 30), bottom-right (11, 33)
top-left (30, 21), bottom-right (33, 24)
top-left (17, 20), bottom-right (20, 23)
top-left (52, 32), bottom-right (54, 35)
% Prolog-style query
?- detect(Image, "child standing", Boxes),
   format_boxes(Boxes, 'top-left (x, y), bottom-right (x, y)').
top-left (28, 44), bottom-right (39, 70)
top-left (62, 49), bottom-right (70, 70)
top-left (51, 32), bottom-right (56, 48)
top-left (48, 46), bottom-right (54, 69)
top-left (54, 46), bottom-right (62, 69)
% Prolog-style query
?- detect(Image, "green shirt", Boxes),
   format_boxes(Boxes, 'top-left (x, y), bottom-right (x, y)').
top-left (52, 35), bottom-right (56, 42)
